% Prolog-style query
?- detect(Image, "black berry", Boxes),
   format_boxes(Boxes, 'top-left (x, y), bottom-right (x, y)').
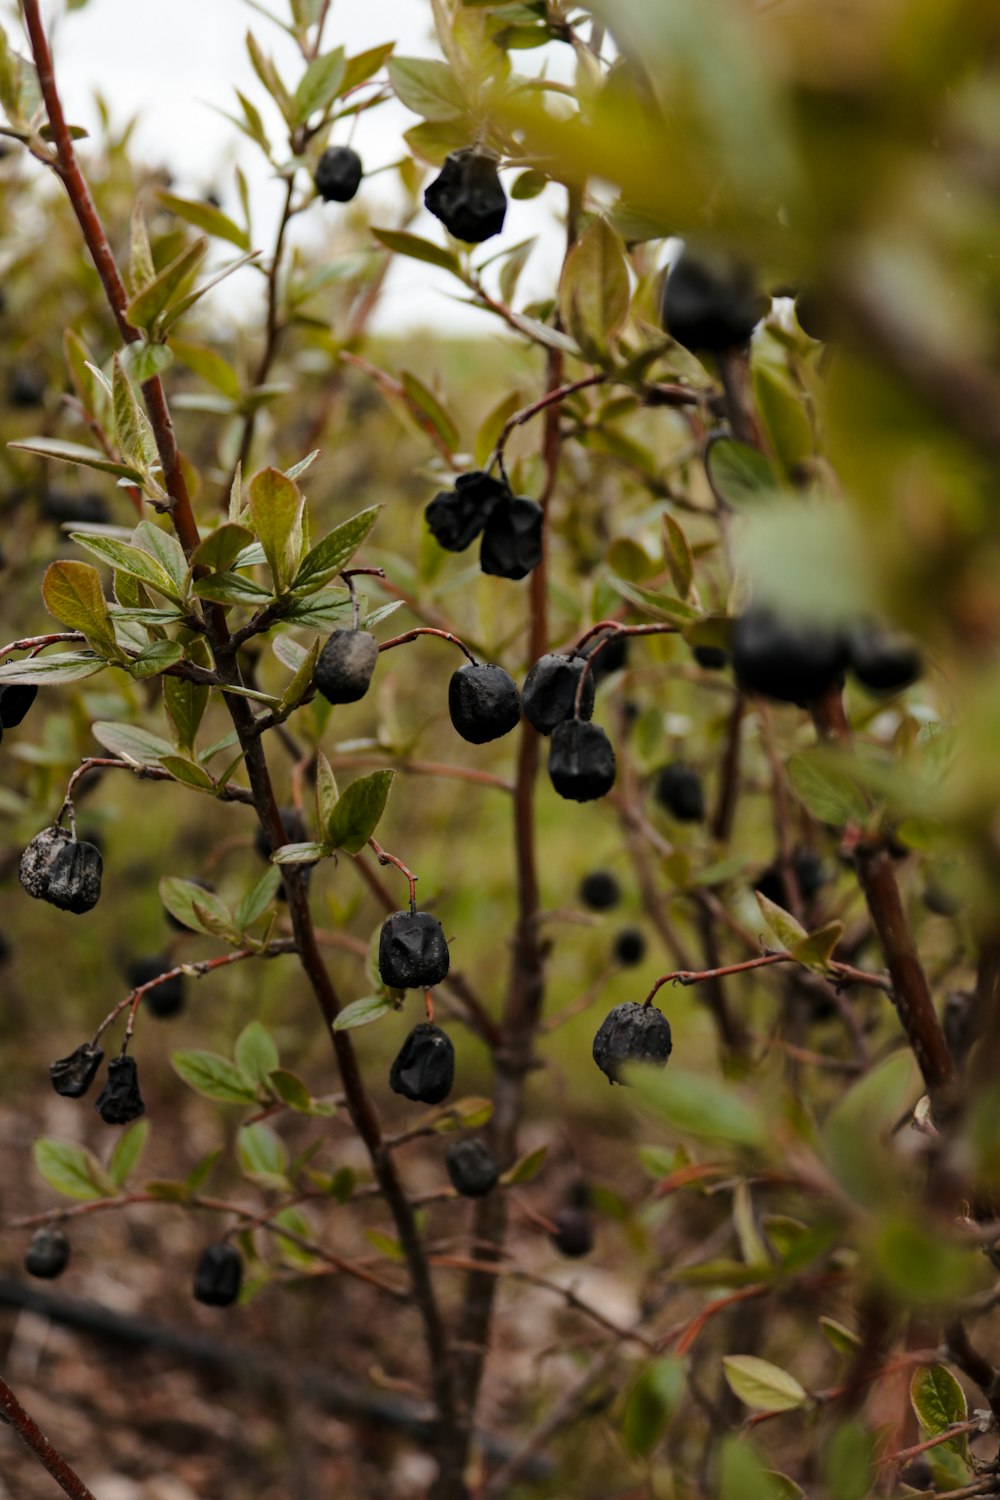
top-left (522, 652), bottom-right (595, 735)
top-left (314, 145), bottom-right (363, 202)
top-left (41, 491), bottom-right (109, 526)
top-left (314, 629), bottom-right (378, 705)
top-left (94, 1055), bottom-right (144, 1125)
top-left (19, 826), bottom-right (103, 914)
top-left (445, 1139), bottom-right (499, 1198)
top-left (550, 1202), bottom-right (594, 1258)
top-left (24, 1227), bottom-right (70, 1280)
top-left (662, 248), bottom-right (764, 354)
top-left (389, 1022), bottom-right (455, 1105)
top-left (579, 870), bottom-right (620, 911)
top-left (592, 1001), bottom-right (672, 1084)
top-left (50, 1042), bottom-right (104, 1098)
top-left (378, 910), bottom-right (450, 990)
top-left (426, 471), bottom-right (508, 552)
top-left (424, 148), bottom-right (506, 243)
top-left (448, 662), bottom-right (521, 744)
top-left (128, 956), bottom-right (186, 1018)
top-left (193, 1242), bottom-right (243, 1307)
top-left (10, 366), bottom-right (45, 407)
top-left (654, 763), bottom-right (705, 823)
top-left (692, 644), bottom-right (729, 670)
top-left (730, 605), bottom-right (846, 705)
top-left (479, 496), bottom-right (543, 580)
top-left (754, 848), bottom-right (827, 909)
top-left (846, 622), bottom-right (922, 695)
top-left (548, 720), bottom-right (616, 802)
top-left (613, 928), bottom-right (647, 967)
top-left (0, 684), bottom-right (37, 728)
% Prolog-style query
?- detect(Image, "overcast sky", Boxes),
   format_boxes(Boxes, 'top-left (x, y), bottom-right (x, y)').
top-left (40, 0), bottom-right (568, 334)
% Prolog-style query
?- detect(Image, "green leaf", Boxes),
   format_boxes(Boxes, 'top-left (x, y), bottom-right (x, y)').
top-left (401, 370), bottom-right (460, 452)
top-left (169, 341), bottom-right (242, 401)
top-left (722, 1356), bottom-right (808, 1413)
top-left (627, 1064), bottom-right (766, 1149)
top-left (236, 866), bottom-right (282, 929)
top-left (786, 752), bottom-right (869, 827)
top-left (342, 42), bottom-right (394, 93)
top-left (271, 840), bottom-right (330, 865)
top-left (558, 217), bottom-right (630, 358)
top-left (819, 1317), bottom-right (862, 1357)
top-left (820, 1422), bottom-right (876, 1500)
top-left (248, 467), bottom-right (304, 594)
top-left (315, 750), bottom-right (340, 840)
top-left (753, 364), bottom-right (813, 478)
top-left (131, 521), bottom-right (189, 594)
top-left (160, 876), bottom-right (236, 938)
top-left (158, 250), bottom-right (261, 335)
top-left (163, 674), bottom-right (209, 754)
top-left (388, 56), bottom-right (466, 120)
top-left (34, 1138), bottom-right (115, 1201)
top-left (326, 770), bottom-right (393, 854)
top-left (108, 1118), bottom-right (150, 1188)
top-left (268, 1069), bottom-right (314, 1113)
top-left (705, 437), bottom-right (777, 508)
top-left (246, 30), bottom-right (294, 126)
top-left (277, 637), bottom-right (319, 715)
top-left (9, 436), bottom-right (144, 484)
top-left (294, 47), bottom-right (346, 121)
top-left (234, 1023), bottom-right (280, 1090)
top-left (170, 1049), bottom-right (258, 1104)
top-left (69, 533), bottom-right (184, 602)
top-left (160, 754), bottom-right (216, 792)
top-left (605, 575), bottom-right (697, 621)
top-left (129, 203), bottom-right (155, 290)
top-left (193, 572), bottom-right (272, 605)
top-left (42, 560), bottom-right (119, 656)
top-left (126, 237), bottom-right (208, 332)
top-left (294, 505), bottom-right (380, 591)
top-left (119, 342), bottom-right (175, 385)
top-left (0, 652), bottom-right (109, 685)
top-left (332, 994), bottom-right (395, 1031)
top-left (911, 1364), bottom-right (970, 1455)
top-left (755, 892), bottom-right (807, 951)
top-left (431, 1096), bottom-right (493, 1133)
top-left (371, 227), bottom-right (462, 276)
top-left (157, 190), bottom-right (251, 251)
top-left (273, 1206), bottom-right (317, 1267)
top-left (622, 1358), bottom-right (686, 1459)
top-left (790, 920), bottom-right (845, 972)
top-left (236, 1122), bottom-right (289, 1186)
top-left (499, 1144), bottom-right (547, 1185)
top-left (112, 354), bottom-right (154, 470)
top-left (91, 720), bottom-right (173, 765)
top-left (664, 512), bottom-right (694, 599)
top-left (128, 640), bottom-right (184, 679)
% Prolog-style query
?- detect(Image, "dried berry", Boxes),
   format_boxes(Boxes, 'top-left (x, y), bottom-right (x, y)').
top-left (479, 495), bottom-right (543, 581)
top-left (49, 1042), bottom-right (104, 1098)
top-left (654, 763), bottom-right (705, 823)
top-left (389, 1022), bottom-right (455, 1105)
top-left (613, 928), bottom-right (647, 967)
top-left (314, 144), bottom-right (363, 202)
top-left (314, 629), bottom-right (379, 705)
top-left (426, 471), bottom-right (508, 553)
top-left (846, 622), bottom-right (922, 695)
top-left (164, 876), bottom-right (215, 932)
top-left (424, 148), bottom-right (506, 243)
top-left (592, 1001), bottom-right (672, 1084)
top-left (550, 1205), bottom-right (594, 1258)
top-left (19, 826), bottom-right (103, 914)
top-left (0, 684), bottom-right (37, 728)
top-left (24, 1227), bottom-right (70, 1280)
top-left (193, 1242), bottom-right (243, 1307)
top-left (731, 605), bottom-right (846, 706)
top-left (448, 663), bottom-right (521, 744)
top-left (692, 644), bottom-right (729, 670)
top-left (95, 1055), bottom-right (144, 1125)
top-left (445, 1139), bottom-right (499, 1198)
top-left (548, 720), bottom-right (616, 802)
top-left (579, 870), bottom-right (620, 911)
top-left (754, 848), bottom-right (827, 909)
top-left (578, 629), bottom-right (628, 683)
top-left (378, 910), bottom-right (450, 990)
top-left (522, 652), bottom-right (595, 735)
top-left (128, 956), bottom-right (186, 1019)
top-left (662, 248), bottom-right (764, 354)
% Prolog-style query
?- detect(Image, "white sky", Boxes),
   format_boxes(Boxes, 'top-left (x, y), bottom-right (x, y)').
top-left (38, 0), bottom-right (569, 334)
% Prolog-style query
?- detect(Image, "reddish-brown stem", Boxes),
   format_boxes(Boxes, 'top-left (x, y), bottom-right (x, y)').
top-left (0, 631), bottom-right (84, 659)
top-left (644, 951), bottom-right (891, 1006)
top-left (369, 837), bottom-right (418, 912)
top-left (571, 621), bottom-right (679, 715)
top-left (340, 353), bottom-right (459, 467)
top-left (716, 347), bottom-right (769, 452)
top-left (0, 1373), bottom-right (97, 1500)
top-left (378, 626), bottom-right (477, 665)
top-left (489, 374), bottom-right (607, 475)
top-left (883, 1420), bottom-right (985, 1468)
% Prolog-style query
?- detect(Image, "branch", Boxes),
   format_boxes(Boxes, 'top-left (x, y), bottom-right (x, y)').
top-left (0, 1373), bottom-right (97, 1500)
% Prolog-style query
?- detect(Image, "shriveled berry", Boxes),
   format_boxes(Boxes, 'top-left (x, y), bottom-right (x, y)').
top-left (755, 848), bottom-right (827, 909)
top-left (378, 910), bottom-right (450, 990)
top-left (445, 1139), bottom-right (499, 1198)
top-left (480, 495), bottom-right (543, 580)
top-left (847, 622), bottom-right (922, 695)
top-left (731, 605), bottom-right (846, 705)
top-left (50, 1042), bottom-right (104, 1098)
top-left (662, 248), bottom-right (764, 354)
top-left (579, 629), bottom-right (628, 683)
top-left (692, 644), bottom-right (729, 670)
top-left (424, 148), bottom-right (506, 243)
top-left (128, 956), bottom-right (186, 1019)
top-left (550, 1205), bottom-right (593, 1258)
top-left (94, 1055), bottom-right (144, 1125)
top-left (19, 826), bottom-right (103, 914)
top-left (654, 763), bottom-right (705, 823)
top-left (24, 1227), bottom-right (70, 1280)
top-left (314, 629), bottom-right (378, 706)
top-left (448, 662), bottom-right (521, 744)
top-left (548, 720), bottom-right (616, 802)
top-left (592, 1001), bottom-right (672, 1084)
top-left (0, 684), bottom-right (37, 728)
top-left (164, 876), bottom-right (215, 931)
top-left (314, 145), bottom-right (363, 202)
top-left (389, 1022), bottom-right (455, 1105)
top-left (193, 1242), bottom-right (243, 1307)
top-left (522, 652), bottom-right (595, 735)
top-left (579, 870), bottom-right (620, 911)
top-left (613, 928), bottom-right (647, 967)
top-left (426, 471), bottom-right (508, 552)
